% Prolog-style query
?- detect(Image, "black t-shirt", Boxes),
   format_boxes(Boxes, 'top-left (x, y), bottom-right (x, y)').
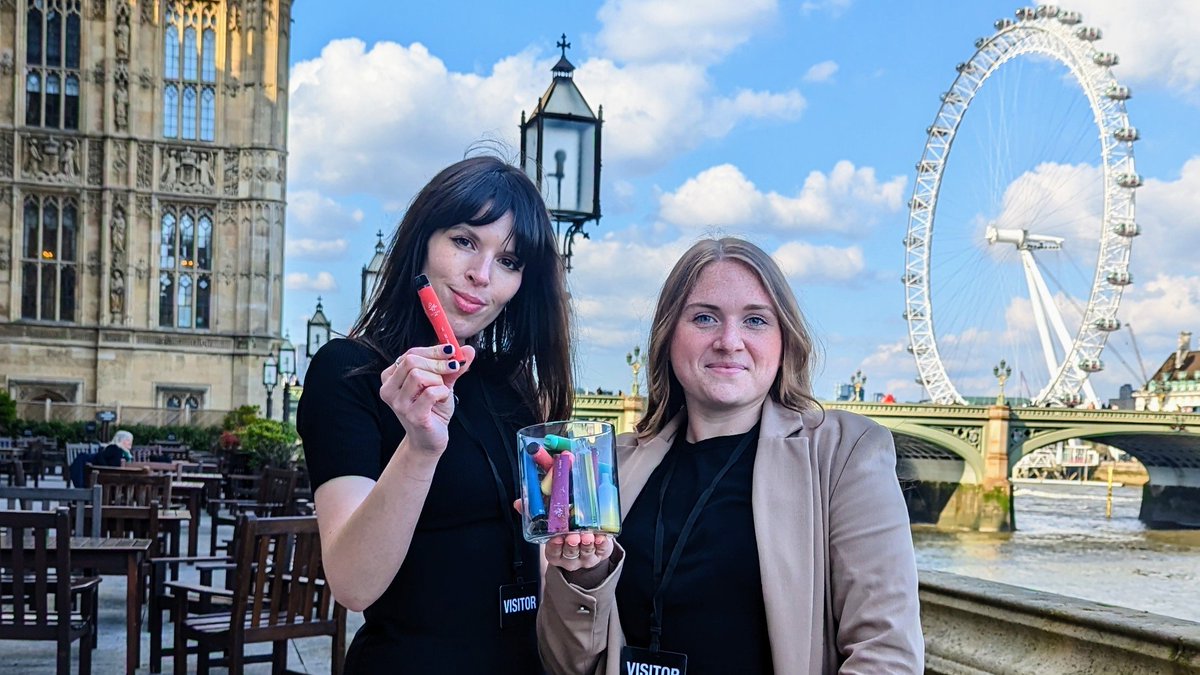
top-left (297, 338), bottom-right (541, 674)
top-left (616, 426), bottom-right (774, 674)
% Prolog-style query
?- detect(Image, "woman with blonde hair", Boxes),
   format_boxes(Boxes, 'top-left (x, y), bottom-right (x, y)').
top-left (537, 237), bottom-right (922, 674)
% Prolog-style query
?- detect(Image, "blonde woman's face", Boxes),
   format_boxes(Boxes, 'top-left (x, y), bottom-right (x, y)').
top-left (669, 260), bottom-right (782, 419)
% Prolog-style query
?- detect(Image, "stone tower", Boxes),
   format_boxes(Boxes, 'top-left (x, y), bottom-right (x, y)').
top-left (0, 0), bottom-right (291, 414)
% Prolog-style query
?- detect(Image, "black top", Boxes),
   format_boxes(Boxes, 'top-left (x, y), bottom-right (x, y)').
top-left (297, 338), bottom-right (541, 675)
top-left (616, 426), bottom-right (774, 675)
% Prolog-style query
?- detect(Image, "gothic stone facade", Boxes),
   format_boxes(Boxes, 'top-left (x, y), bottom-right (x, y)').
top-left (0, 0), bottom-right (291, 411)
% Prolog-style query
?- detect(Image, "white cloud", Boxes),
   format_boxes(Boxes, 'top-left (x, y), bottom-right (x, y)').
top-left (285, 272), bottom-right (338, 292)
top-left (285, 238), bottom-right (348, 260)
top-left (287, 190), bottom-right (366, 237)
top-left (658, 161), bottom-right (905, 234)
top-left (288, 39), bottom-right (805, 195)
top-left (803, 60), bottom-right (839, 83)
top-left (773, 241), bottom-right (865, 282)
top-left (1038, 0), bottom-right (1200, 93)
top-left (596, 0), bottom-right (778, 65)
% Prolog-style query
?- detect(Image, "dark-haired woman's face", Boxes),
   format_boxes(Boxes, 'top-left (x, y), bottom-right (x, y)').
top-left (421, 212), bottom-right (524, 341)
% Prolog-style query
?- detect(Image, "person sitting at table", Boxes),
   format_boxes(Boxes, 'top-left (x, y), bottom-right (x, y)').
top-left (70, 430), bottom-right (134, 487)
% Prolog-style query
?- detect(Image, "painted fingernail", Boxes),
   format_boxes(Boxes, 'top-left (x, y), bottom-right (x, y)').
top-left (448, 360), bottom-right (458, 370)
top-left (443, 344), bottom-right (454, 355)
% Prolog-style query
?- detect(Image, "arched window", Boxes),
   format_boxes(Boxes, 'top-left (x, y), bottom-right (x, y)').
top-left (164, 4), bottom-right (219, 141)
top-left (159, 205), bottom-right (214, 329)
top-left (166, 395), bottom-right (182, 409)
top-left (25, 0), bottom-right (81, 130)
top-left (20, 194), bottom-right (79, 322)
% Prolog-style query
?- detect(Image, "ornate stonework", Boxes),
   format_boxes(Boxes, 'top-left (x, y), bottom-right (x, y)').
top-left (0, 135), bottom-right (12, 178)
top-left (87, 139), bottom-right (104, 185)
top-left (91, 0), bottom-right (107, 20)
top-left (21, 135), bottom-right (82, 182)
top-left (223, 152), bottom-right (239, 195)
top-left (160, 146), bottom-right (217, 194)
top-left (136, 143), bottom-right (153, 188)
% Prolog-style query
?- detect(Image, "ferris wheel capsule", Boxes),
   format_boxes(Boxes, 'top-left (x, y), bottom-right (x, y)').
top-left (1113, 127), bottom-right (1139, 142)
top-left (1078, 358), bottom-right (1104, 373)
top-left (1106, 84), bottom-right (1131, 100)
top-left (995, 18), bottom-right (1015, 31)
top-left (1111, 222), bottom-right (1140, 237)
top-left (1093, 317), bottom-right (1121, 331)
top-left (1037, 5), bottom-right (1061, 18)
top-left (1116, 173), bottom-right (1143, 188)
top-left (1075, 26), bottom-right (1102, 41)
top-left (1058, 10), bottom-right (1082, 24)
top-left (1106, 270), bottom-right (1133, 286)
top-left (1016, 7), bottom-right (1038, 21)
top-left (1093, 52), bottom-right (1119, 66)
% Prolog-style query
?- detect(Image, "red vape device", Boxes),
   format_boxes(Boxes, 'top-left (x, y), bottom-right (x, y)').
top-left (415, 274), bottom-right (465, 361)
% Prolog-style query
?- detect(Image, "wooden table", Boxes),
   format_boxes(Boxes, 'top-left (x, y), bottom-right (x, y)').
top-left (1, 535), bottom-right (152, 675)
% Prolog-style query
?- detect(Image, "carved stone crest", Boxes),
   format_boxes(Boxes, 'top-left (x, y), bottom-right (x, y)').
top-left (161, 146), bottom-right (217, 194)
top-left (136, 194), bottom-right (152, 218)
top-left (91, 0), bottom-right (106, 20)
top-left (91, 62), bottom-right (106, 85)
top-left (22, 135), bottom-right (82, 182)
top-left (139, 67), bottom-right (153, 89)
top-left (141, 0), bottom-right (155, 24)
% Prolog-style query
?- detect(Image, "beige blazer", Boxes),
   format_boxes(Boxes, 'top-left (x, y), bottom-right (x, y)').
top-left (537, 400), bottom-right (923, 674)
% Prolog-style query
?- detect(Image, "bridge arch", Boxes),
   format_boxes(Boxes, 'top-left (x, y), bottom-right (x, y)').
top-left (877, 419), bottom-right (985, 484)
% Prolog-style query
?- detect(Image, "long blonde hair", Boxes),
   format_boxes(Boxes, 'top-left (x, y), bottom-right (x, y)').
top-left (636, 237), bottom-right (819, 438)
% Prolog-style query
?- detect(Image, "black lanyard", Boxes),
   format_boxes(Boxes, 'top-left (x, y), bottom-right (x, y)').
top-left (648, 428), bottom-right (756, 653)
top-left (452, 379), bottom-right (529, 583)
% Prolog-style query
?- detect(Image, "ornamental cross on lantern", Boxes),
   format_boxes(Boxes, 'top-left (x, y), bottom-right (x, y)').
top-left (520, 33), bottom-right (603, 272)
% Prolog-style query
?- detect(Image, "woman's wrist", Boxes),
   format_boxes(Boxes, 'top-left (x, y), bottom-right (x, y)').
top-left (562, 556), bottom-right (616, 590)
top-left (392, 438), bottom-right (441, 481)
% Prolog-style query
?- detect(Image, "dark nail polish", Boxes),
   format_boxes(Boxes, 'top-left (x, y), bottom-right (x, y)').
top-left (443, 344), bottom-right (454, 355)
top-left (448, 360), bottom-right (458, 370)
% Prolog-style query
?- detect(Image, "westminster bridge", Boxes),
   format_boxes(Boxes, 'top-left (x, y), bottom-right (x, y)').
top-left (573, 394), bottom-right (1200, 530)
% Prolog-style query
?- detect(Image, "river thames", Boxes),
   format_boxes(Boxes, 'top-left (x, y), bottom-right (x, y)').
top-left (912, 481), bottom-right (1200, 623)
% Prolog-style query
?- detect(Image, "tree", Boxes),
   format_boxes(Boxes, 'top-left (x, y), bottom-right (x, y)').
top-left (0, 390), bottom-right (15, 435)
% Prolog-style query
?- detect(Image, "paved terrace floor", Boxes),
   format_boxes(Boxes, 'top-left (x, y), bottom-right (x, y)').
top-left (1, 475), bottom-right (365, 674)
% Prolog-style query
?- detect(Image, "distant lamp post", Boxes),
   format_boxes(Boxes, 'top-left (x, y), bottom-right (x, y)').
top-left (626, 346), bottom-right (647, 397)
top-left (262, 353), bottom-right (278, 420)
top-left (361, 230), bottom-right (385, 309)
top-left (307, 297), bottom-right (332, 358)
top-left (993, 359), bottom-right (1012, 406)
top-left (520, 33), bottom-right (602, 272)
top-left (278, 333), bottom-right (297, 423)
top-left (261, 335), bottom-right (297, 422)
top-left (850, 369), bottom-right (867, 402)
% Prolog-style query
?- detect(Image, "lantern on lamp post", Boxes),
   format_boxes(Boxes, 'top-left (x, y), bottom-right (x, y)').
top-left (262, 353), bottom-right (278, 420)
top-left (520, 34), bottom-right (602, 272)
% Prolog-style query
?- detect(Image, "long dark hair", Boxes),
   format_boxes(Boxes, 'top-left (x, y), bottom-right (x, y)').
top-left (350, 155), bottom-right (574, 420)
top-left (637, 237), bottom-right (819, 438)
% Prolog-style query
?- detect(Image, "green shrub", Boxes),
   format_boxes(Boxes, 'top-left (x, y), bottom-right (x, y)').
top-left (0, 391), bottom-right (17, 435)
top-left (240, 419), bottom-right (299, 469)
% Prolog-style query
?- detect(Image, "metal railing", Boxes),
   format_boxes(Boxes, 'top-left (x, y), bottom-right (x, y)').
top-left (14, 400), bottom-right (230, 427)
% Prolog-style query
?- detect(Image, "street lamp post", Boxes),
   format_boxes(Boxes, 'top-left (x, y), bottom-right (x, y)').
top-left (626, 346), bottom-right (647, 397)
top-left (261, 335), bottom-right (297, 422)
top-left (994, 359), bottom-right (1012, 406)
top-left (850, 369), bottom-right (867, 402)
top-left (262, 353), bottom-right (278, 420)
top-left (520, 33), bottom-right (602, 272)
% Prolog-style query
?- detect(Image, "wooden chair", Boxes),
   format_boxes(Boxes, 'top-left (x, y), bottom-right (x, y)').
top-left (63, 443), bottom-right (95, 475)
top-left (0, 486), bottom-right (103, 538)
top-left (0, 508), bottom-right (101, 675)
top-left (169, 514), bottom-right (346, 674)
top-left (87, 468), bottom-right (173, 508)
top-left (208, 467), bottom-right (299, 556)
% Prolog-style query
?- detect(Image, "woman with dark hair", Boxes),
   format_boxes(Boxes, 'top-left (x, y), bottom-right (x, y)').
top-left (537, 237), bottom-right (922, 674)
top-left (298, 155), bottom-right (573, 673)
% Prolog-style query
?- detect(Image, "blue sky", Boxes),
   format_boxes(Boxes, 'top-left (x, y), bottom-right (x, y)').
top-left (281, 0), bottom-right (1200, 403)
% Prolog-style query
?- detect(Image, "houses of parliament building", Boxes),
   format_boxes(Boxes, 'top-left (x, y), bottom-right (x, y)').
top-left (0, 0), bottom-right (291, 414)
